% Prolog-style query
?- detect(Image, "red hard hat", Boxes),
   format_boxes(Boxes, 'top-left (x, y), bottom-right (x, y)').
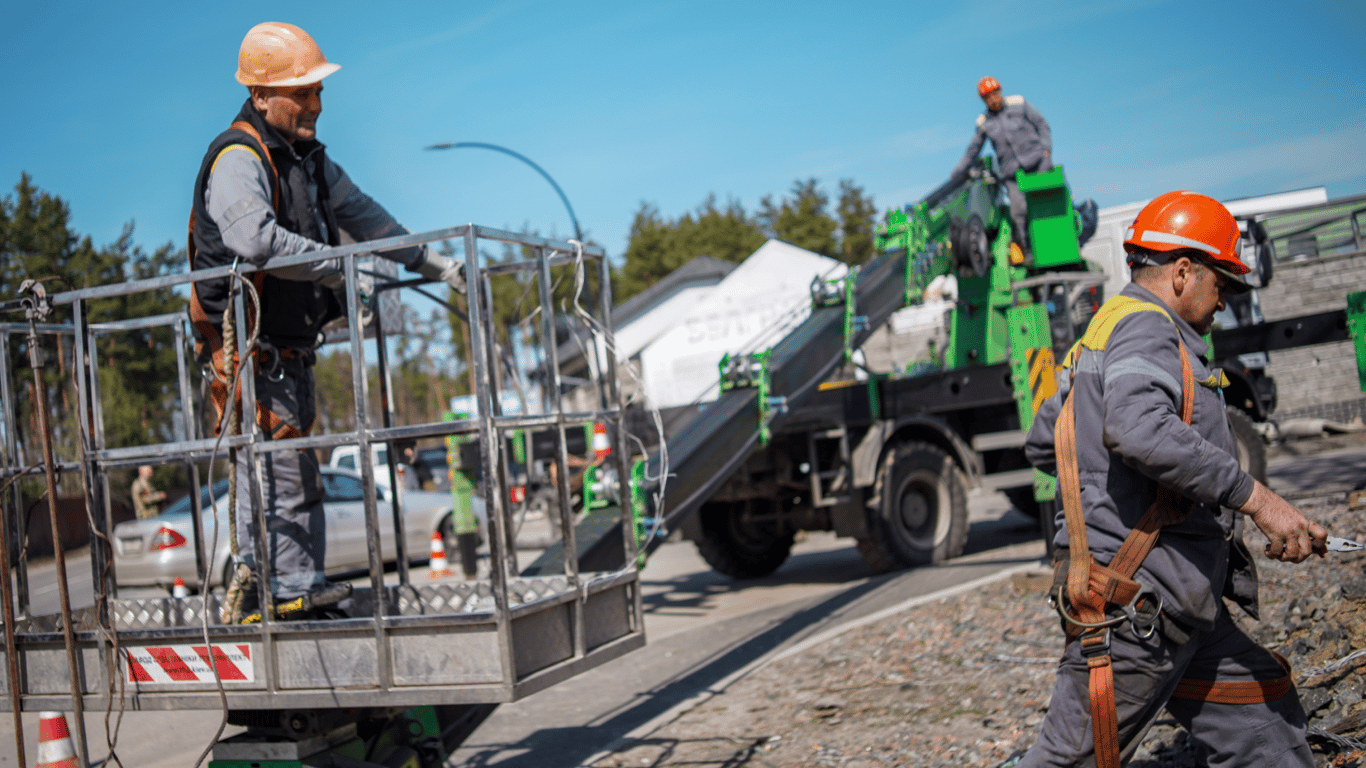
top-left (977, 76), bottom-right (1001, 97)
top-left (1123, 190), bottom-right (1248, 275)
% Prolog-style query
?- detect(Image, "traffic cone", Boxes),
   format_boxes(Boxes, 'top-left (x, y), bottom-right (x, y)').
top-left (172, 577), bottom-right (188, 598)
top-left (35, 711), bottom-right (79, 768)
top-left (592, 422), bottom-right (611, 460)
top-left (427, 531), bottom-right (451, 578)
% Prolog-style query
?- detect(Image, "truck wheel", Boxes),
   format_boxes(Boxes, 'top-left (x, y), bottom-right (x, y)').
top-left (1227, 406), bottom-right (1268, 484)
top-left (857, 442), bottom-right (968, 573)
top-left (695, 499), bottom-right (794, 580)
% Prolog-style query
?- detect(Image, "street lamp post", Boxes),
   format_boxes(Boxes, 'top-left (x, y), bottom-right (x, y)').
top-left (425, 141), bottom-right (583, 243)
top-left (425, 140), bottom-right (604, 413)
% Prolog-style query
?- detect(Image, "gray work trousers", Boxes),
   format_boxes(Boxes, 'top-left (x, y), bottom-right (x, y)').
top-left (234, 356), bottom-right (326, 600)
top-left (1019, 604), bottom-right (1313, 767)
top-left (1005, 157), bottom-right (1053, 250)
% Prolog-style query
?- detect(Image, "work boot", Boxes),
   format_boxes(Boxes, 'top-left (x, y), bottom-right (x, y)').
top-left (239, 582), bottom-right (353, 624)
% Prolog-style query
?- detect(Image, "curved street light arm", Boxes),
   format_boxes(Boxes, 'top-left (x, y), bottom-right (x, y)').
top-left (426, 141), bottom-right (583, 244)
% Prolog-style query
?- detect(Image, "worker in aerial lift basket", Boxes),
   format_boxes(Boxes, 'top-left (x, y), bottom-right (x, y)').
top-left (188, 21), bottom-right (467, 623)
top-left (950, 76), bottom-right (1052, 256)
top-left (1013, 191), bottom-right (1326, 768)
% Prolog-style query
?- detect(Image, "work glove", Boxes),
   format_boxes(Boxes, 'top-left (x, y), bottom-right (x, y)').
top-left (415, 248), bottom-right (467, 294)
top-left (320, 268), bottom-right (376, 328)
top-left (320, 268), bottom-right (375, 308)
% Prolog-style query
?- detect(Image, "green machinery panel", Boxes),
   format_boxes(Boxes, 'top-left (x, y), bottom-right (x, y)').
top-left (1016, 166), bottom-right (1083, 269)
top-left (945, 223), bottom-right (1024, 369)
top-left (1349, 290), bottom-right (1366, 393)
top-left (1006, 303), bottom-right (1059, 503)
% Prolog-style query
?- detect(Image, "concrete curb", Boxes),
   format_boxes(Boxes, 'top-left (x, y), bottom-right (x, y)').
top-left (581, 560), bottom-right (1044, 766)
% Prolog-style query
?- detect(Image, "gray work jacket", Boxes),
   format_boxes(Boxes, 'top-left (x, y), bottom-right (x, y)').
top-left (1025, 283), bottom-right (1257, 631)
top-left (205, 130), bottom-right (425, 282)
top-left (951, 95), bottom-right (1052, 179)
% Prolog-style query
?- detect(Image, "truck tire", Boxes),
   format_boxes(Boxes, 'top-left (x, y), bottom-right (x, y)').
top-left (857, 442), bottom-right (968, 573)
top-left (695, 499), bottom-right (794, 580)
top-left (1226, 406), bottom-right (1268, 484)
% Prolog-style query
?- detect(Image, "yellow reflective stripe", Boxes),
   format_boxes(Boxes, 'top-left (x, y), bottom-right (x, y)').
top-left (1200, 370), bottom-right (1230, 389)
top-left (1078, 296), bottom-right (1173, 352)
top-left (210, 144), bottom-right (262, 175)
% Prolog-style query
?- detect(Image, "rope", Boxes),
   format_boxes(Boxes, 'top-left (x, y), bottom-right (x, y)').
top-left (213, 269), bottom-right (260, 624)
top-left (190, 265), bottom-right (260, 768)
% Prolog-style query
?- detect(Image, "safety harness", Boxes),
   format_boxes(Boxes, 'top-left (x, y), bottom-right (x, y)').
top-left (187, 120), bottom-right (313, 443)
top-left (1052, 295), bottom-right (1292, 768)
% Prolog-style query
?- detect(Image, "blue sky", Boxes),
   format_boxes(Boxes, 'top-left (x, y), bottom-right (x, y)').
top-left (3, 0), bottom-right (1363, 268)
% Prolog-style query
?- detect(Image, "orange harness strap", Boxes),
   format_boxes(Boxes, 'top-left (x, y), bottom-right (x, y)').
top-left (1055, 337), bottom-right (1291, 768)
top-left (1172, 652), bottom-right (1294, 704)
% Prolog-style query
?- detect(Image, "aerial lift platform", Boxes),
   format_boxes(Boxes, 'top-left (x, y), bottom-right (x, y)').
top-left (0, 226), bottom-right (643, 766)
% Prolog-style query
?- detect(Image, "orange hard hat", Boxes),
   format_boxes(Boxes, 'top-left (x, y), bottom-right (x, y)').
top-left (1124, 190), bottom-right (1247, 275)
top-left (977, 76), bottom-right (1001, 97)
top-left (235, 22), bottom-right (340, 87)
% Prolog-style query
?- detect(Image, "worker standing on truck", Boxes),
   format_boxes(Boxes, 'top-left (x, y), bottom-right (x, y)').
top-left (189, 21), bottom-right (467, 622)
top-left (950, 76), bottom-right (1051, 255)
top-left (1015, 191), bottom-right (1325, 767)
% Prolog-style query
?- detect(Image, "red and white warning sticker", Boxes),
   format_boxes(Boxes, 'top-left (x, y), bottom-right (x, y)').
top-left (125, 644), bottom-right (254, 684)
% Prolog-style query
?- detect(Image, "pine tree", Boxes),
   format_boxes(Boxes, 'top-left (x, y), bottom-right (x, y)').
top-left (0, 174), bottom-right (186, 502)
top-left (616, 196), bottom-right (766, 302)
top-left (837, 179), bottom-right (879, 265)
top-left (758, 179), bottom-right (839, 258)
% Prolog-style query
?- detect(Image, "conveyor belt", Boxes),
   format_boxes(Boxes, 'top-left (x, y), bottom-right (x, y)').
top-left (640, 252), bottom-right (907, 540)
top-left (521, 252), bottom-right (910, 575)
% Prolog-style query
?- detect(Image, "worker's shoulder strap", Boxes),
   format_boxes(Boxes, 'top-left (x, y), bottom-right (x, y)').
top-left (223, 120), bottom-right (282, 205)
top-left (187, 120), bottom-right (275, 381)
top-left (186, 120), bottom-right (281, 267)
top-left (1058, 293), bottom-right (1194, 598)
top-left (975, 113), bottom-right (987, 129)
top-left (1061, 295), bottom-right (1173, 368)
top-left (1005, 94), bottom-right (1025, 106)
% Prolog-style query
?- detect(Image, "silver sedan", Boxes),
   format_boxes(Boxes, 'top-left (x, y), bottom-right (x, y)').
top-left (112, 466), bottom-right (487, 592)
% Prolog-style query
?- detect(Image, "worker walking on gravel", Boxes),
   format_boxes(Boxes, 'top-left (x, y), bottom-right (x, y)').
top-left (189, 21), bottom-right (466, 621)
top-left (950, 76), bottom-right (1052, 255)
top-left (1016, 191), bottom-right (1326, 767)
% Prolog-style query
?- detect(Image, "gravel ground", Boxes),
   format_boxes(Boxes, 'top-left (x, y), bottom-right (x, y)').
top-left (591, 491), bottom-right (1366, 768)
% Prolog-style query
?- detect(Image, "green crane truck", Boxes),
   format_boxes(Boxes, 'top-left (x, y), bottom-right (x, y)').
top-left (664, 159), bottom-right (1097, 575)
top-left (655, 162), bottom-right (1366, 578)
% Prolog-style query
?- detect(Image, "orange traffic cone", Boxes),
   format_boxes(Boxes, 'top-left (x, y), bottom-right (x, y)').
top-left (172, 577), bottom-right (189, 598)
top-left (427, 531), bottom-right (451, 578)
top-left (592, 421), bottom-right (611, 460)
top-left (35, 711), bottom-right (79, 768)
